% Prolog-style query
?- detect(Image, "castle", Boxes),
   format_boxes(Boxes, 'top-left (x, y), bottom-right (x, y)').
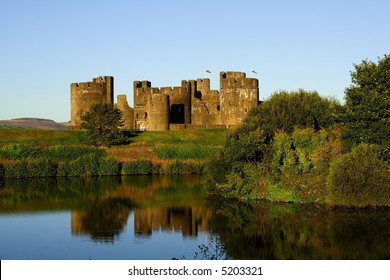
top-left (69, 71), bottom-right (259, 131)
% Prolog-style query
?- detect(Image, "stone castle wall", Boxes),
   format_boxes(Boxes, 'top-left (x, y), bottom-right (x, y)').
top-left (69, 76), bottom-right (113, 130)
top-left (70, 72), bottom-right (259, 131)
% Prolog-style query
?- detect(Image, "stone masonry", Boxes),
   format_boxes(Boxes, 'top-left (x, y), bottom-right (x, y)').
top-left (69, 71), bottom-right (259, 131)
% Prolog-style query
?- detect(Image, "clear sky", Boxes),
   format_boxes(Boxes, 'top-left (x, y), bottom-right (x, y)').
top-left (0, 0), bottom-right (389, 122)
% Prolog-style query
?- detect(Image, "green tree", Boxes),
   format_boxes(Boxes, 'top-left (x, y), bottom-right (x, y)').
top-left (224, 89), bottom-right (341, 165)
top-left (342, 55), bottom-right (390, 157)
top-left (205, 90), bottom-right (341, 192)
top-left (80, 103), bottom-right (127, 147)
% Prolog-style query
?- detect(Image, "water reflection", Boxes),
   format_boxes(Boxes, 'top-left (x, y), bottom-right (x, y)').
top-left (208, 199), bottom-right (390, 259)
top-left (1, 176), bottom-right (390, 259)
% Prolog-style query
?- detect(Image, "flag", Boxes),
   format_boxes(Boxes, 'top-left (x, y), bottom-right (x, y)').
top-left (205, 69), bottom-right (211, 73)
top-left (251, 69), bottom-right (257, 74)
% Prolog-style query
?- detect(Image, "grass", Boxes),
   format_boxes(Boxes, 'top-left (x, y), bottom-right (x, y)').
top-left (132, 129), bottom-right (226, 147)
top-left (0, 128), bottom-right (226, 172)
top-left (0, 128), bottom-right (84, 147)
top-left (108, 129), bottom-right (226, 162)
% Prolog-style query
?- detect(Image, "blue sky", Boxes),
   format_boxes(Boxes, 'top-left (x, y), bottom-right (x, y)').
top-left (0, 0), bottom-right (389, 122)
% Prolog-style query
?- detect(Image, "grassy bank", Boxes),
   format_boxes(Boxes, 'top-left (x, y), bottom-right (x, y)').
top-left (0, 129), bottom-right (85, 146)
top-left (0, 128), bottom-right (226, 178)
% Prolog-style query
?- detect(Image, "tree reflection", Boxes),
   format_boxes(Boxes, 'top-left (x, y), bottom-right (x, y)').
top-left (207, 198), bottom-right (390, 259)
top-left (80, 198), bottom-right (134, 243)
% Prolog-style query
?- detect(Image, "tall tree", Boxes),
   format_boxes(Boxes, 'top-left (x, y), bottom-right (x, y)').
top-left (343, 55), bottom-right (390, 153)
top-left (80, 103), bottom-right (126, 147)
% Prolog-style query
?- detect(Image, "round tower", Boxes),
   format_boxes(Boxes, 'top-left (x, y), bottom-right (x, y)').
top-left (69, 76), bottom-right (114, 130)
top-left (70, 82), bottom-right (106, 129)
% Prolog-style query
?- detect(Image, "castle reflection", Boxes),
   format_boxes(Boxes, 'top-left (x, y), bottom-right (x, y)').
top-left (71, 206), bottom-right (210, 240)
top-left (70, 175), bottom-right (211, 241)
top-left (134, 206), bottom-right (209, 237)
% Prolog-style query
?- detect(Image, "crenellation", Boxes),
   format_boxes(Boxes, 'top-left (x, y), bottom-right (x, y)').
top-left (70, 71), bottom-right (259, 131)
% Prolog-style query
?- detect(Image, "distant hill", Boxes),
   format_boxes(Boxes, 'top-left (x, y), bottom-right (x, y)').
top-left (0, 118), bottom-right (69, 130)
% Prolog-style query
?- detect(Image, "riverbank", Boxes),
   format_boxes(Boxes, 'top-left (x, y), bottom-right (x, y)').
top-left (0, 128), bottom-right (226, 178)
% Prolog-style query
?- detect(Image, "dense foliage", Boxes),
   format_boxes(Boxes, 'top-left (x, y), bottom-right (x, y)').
top-left (205, 56), bottom-right (390, 207)
top-left (326, 144), bottom-right (390, 207)
top-left (342, 55), bottom-right (390, 160)
top-left (80, 103), bottom-right (128, 147)
top-left (204, 90), bottom-right (341, 189)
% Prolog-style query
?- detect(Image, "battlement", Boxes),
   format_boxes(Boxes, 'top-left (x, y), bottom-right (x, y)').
top-left (134, 81), bottom-right (152, 90)
top-left (117, 94), bottom-right (128, 103)
top-left (160, 86), bottom-right (187, 95)
top-left (220, 71), bottom-right (246, 80)
top-left (221, 78), bottom-right (258, 89)
top-left (92, 76), bottom-right (106, 83)
top-left (71, 71), bottom-right (259, 131)
top-left (196, 78), bottom-right (211, 92)
top-left (71, 82), bottom-right (105, 91)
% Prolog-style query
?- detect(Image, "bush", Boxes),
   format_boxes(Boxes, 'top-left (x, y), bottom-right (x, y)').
top-left (27, 158), bottom-right (56, 177)
top-left (181, 160), bottom-right (204, 174)
top-left (83, 154), bottom-right (101, 176)
top-left (5, 160), bottom-right (29, 178)
top-left (121, 160), bottom-right (152, 175)
top-left (165, 161), bottom-right (183, 174)
top-left (203, 156), bottom-right (231, 186)
top-left (57, 158), bottom-right (85, 177)
top-left (4, 158), bottom-right (56, 178)
top-left (98, 157), bottom-right (120, 176)
top-left (326, 144), bottom-right (390, 207)
top-left (0, 145), bottom-right (40, 160)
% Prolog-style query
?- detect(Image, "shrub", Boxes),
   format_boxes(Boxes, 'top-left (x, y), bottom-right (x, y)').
top-left (121, 159), bottom-right (152, 175)
top-left (1, 145), bottom-right (40, 160)
top-left (83, 154), bottom-right (101, 176)
top-left (57, 158), bottom-right (85, 177)
top-left (165, 161), bottom-right (183, 174)
top-left (203, 155), bottom-right (231, 186)
top-left (27, 158), bottom-right (56, 177)
top-left (4, 160), bottom-right (29, 178)
top-left (98, 157), bottom-right (120, 176)
top-left (151, 162), bottom-right (162, 174)
top-left (181, 160), bottom-right (204, 174)
top-left (326, 144), bottom-right (390, 207)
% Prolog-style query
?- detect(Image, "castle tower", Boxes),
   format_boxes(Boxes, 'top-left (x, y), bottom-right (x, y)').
top-left (133, 81), bottom-right (169, 131)
top-left (160, 81), bottom-right (191, 127)
top-left (148, 93), bottom-right (169, 131)
top-left (116, 95), bottom-right (134, 130)
top-left (191, 78), bottom-right (222, 127)
top-left (69, 76), bottom-right (114, 130)
top-left (219, 71), bottom-right (259, 128)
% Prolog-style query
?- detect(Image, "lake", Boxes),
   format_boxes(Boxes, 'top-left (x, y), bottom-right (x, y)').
top-left (0, 175), bottom-right (389, 260)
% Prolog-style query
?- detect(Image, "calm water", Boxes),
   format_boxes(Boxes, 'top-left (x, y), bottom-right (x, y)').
top-left (0, 175), bottom-right (389, 260)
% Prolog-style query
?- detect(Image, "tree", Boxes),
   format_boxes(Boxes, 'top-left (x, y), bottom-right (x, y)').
top-left (342, 55), bottom-right (390, 155)
top-left (224, 89), bottom-right (341, 164)
top-left (205, 89), bottom-right (341, 188)
top-left (80, 103), bottom-right (127, 147)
